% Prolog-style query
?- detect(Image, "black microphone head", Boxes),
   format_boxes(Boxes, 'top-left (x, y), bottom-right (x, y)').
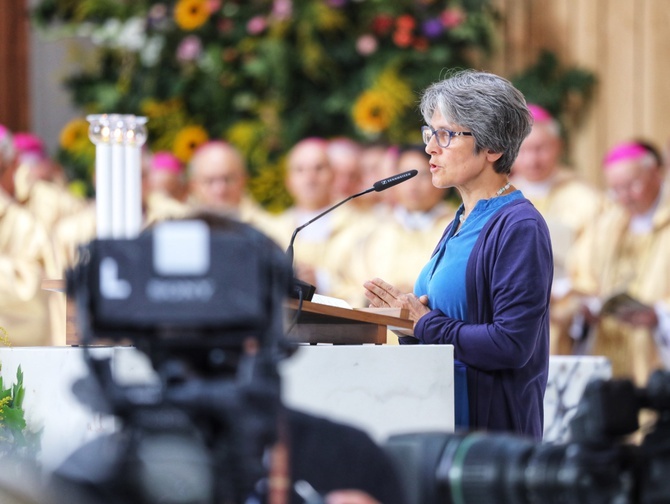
top-left (373, 169), bottom-right (418, 192)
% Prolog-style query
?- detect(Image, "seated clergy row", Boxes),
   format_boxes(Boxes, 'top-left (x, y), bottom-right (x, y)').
top-left (3, 117), bottom-right (670, 391)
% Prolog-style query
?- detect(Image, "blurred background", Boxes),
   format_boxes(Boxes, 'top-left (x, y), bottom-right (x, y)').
top-left (0, 0), bottom-right (668, 209)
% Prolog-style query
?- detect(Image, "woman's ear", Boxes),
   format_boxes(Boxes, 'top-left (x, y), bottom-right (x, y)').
top-left (485, 150), bottom-right (503, 163)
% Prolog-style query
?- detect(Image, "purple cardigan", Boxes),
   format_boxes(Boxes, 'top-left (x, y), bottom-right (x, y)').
top-left (413, 198), bottom-right (552, 440)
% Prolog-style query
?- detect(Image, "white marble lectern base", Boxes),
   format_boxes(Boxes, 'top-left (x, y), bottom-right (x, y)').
top-left (280, 345), bottom-right (455, 442)
top-left (0, 346), bottom-right (610, 471)
top-left (0, 345), bottom-right (455, 470)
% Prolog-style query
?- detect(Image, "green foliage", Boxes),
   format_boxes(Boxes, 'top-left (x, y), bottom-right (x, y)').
top-left (0, 366), bottom-right (41, 460)
top-left (32, 0), bottom-right (499, 208)
top-left (511, 49), bottom-right (597, 134)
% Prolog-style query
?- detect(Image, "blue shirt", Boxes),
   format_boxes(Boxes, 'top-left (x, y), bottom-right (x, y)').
top-left (414, 198), bottom-right (553, 440)
top-left (415, 191), bottom-right (524, 323)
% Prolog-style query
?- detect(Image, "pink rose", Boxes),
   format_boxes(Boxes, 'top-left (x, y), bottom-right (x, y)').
top-left (356, 35), bottom-right (378, 56)
top-left (176, 35), bottom-right (202, 62)
top-left (272, 0), bottom-right (292, 20)
top-left (247, 16), bottom-right (267, 35)
top-left (207, 0), bottom-right (221, 13)
top-left (441, 8), bottom-right (466, 29)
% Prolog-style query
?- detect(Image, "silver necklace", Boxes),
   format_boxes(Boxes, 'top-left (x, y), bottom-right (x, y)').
top-left (495, 181), bottom-right (511, 197)
top-left (459, 181), bottom-right (512, 224)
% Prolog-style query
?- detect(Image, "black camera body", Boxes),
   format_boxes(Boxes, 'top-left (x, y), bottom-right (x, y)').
top-left (67, 217), bottom-right (291, 348)
top-left (51, 216), bottom-right (294, 504)
top-left (384, 370), bottom-right (670, 504)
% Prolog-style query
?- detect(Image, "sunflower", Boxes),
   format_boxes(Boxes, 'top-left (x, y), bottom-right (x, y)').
top-left (59, 118), bottom-right (90, 152)
top-left (174, 0), bottom-right (210, 31)
top-left (172, 125), bottom-right (209, 163)
top-left (352, 90), bottom-right (393, 135)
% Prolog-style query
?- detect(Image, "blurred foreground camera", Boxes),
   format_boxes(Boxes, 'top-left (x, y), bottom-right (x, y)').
top-left (66, 216), bottom-right (292, 357)
top-left (385, 370), bottom-right (670, 504)
top-left (50, 215), bottom-right (294, 504)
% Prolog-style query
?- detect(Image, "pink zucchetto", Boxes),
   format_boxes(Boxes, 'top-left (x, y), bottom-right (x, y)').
top-left (13, 132), bottom-right (45, 159)
top-left (151, 151), bottom-right (183, 174)
top-left (602, 142), bottom-right (649, 169)
top-left (527, 104), bottom-right (553, 123)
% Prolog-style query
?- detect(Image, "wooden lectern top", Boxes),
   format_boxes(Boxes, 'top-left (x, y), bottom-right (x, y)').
top-left (285, 299), bottom-right (412, 345)
top-left (43, 279), bottom-right (413, 346)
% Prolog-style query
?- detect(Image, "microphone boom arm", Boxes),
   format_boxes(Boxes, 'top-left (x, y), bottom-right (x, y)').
top-left (284, 169), bottom-right (417, 299)
top-left (286, 187), bottom-right (374, 265)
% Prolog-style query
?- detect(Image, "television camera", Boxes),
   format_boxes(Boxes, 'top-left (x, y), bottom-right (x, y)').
top-left (384, 369), bottom-right (670, 504)
top-left (50, 215), bottom-right (294, 504)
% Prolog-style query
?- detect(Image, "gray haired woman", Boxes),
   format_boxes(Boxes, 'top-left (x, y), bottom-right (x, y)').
top-left (364, 69), bottom-right (553, 440)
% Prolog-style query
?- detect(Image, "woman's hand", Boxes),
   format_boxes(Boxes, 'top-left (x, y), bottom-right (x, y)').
top-left (363, 277), bottom-right (431, 324)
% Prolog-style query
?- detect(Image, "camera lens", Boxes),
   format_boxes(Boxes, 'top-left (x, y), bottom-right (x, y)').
top-left (386, 431), bottom-right (634, 504)
top-left (436, 432), bottom-right (534, 504)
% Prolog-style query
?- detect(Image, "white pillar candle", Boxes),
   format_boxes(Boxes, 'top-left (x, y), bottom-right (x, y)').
top-left (125, 116), bottom-right (148, 238)
top-left (110, 125), bottom-right (126, 239)
top-left (124, 143), bottom-right (142, 237)
top-left (88, 114), bottom-right (114, 239)
top-left (88, 114), bottom-right (148, 240)
top-left (95, 141), bottom-right (112, 239)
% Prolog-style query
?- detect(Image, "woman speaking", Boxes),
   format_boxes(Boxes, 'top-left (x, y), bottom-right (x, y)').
top-left (364, 70), bottom-right (553, 440)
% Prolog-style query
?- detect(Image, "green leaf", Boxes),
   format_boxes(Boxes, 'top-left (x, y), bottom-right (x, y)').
top-left (2, 407), bottom-right (26, 432)
top-left (4, 366), bottom-right (25, 412)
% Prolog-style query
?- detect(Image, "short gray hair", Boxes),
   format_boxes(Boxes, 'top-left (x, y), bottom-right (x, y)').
top-left (420, 69), bottom-right (532, 174)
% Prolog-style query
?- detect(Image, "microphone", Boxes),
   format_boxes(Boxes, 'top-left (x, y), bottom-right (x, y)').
top-left (286, 169), bottom-right (418, 300)
top-left (372, 169), bottom-right (419, 192)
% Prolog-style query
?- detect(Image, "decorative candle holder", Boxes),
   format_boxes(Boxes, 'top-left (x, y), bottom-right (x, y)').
top-left (87, 114), bottom-right (148, 239)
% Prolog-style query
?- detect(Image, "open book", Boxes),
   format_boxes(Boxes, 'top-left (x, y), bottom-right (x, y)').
top-left (310, 293), bottom-right (353, 309)
top-left (310, 294), bottom-right (414, 337)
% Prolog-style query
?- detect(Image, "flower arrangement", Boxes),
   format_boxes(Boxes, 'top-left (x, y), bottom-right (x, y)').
top-left (33, 0), bottom-right (498, 209)
top-left (0, 328), bottom-right (40, 460)
top-left (0, 365), bottom-right (39, 458)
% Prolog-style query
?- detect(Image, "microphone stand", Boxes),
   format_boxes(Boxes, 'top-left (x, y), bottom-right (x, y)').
top-left (286, 187), bottom-right (374, 300)
top-left (285, 169), bottom-right (417, 301)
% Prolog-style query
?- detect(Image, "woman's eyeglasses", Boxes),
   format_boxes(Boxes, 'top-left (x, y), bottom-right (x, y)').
top-left (421, 126), bottom-right (473, 149)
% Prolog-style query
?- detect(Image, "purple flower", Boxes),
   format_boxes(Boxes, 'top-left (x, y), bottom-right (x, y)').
top-left (327, 0), bottom-right (347, 7)
top-left (148, 3), bottom-right (167, 22)
top-left (422, 18), bottom-right (443, 39)
top-left (176, 35), bottom-right (202, 62)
